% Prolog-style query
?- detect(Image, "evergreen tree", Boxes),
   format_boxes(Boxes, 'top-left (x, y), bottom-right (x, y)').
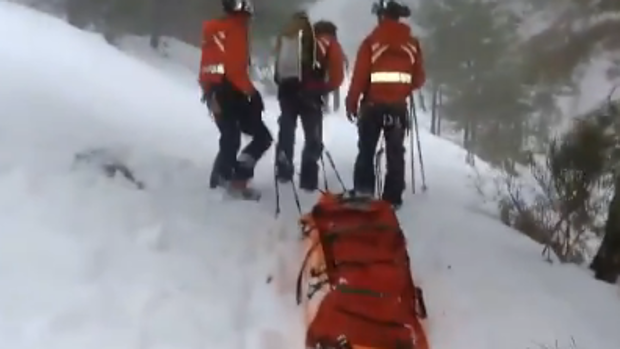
top-left (58, 0), bottom-right (317, 48)
top-left (413, 0), bottom-right (562, 167)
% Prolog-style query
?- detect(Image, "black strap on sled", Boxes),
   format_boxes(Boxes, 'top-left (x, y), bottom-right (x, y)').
top-left (295, 240), bottom-right (321, 304)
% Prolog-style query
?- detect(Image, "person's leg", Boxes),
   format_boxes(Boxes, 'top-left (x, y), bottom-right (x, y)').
top-left (299, 109), bottom-right (323, 191)
top-left (213, 113), bottom-right (241, 186)
top-left (234, 106), bottom-right (273, 182)
top-left (353, 107), bottom-right (383, 196)
top-left (275, 98), bottom-right (299, 182)
top-left (382, 110), bottom-right (407, 207)
top-left (209, 152), bottom-right (223, 188)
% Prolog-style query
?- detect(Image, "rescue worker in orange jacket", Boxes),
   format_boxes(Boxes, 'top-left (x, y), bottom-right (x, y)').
top-left (273, 14), bottom-right (344, 191)
top-left (200, 0), bottom-right (272, 199)
top-left (314, 20), bottom-right (346, 113)
top-left (345, 0), bottom-right (425, 208)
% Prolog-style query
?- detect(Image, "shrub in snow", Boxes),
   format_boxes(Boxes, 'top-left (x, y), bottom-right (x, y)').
top-left (530, 337), bottom-right (579, 349)
top-left (491, 144), bottom-right (606, 264)
top-left (483, 88), bottom-right (620, 282)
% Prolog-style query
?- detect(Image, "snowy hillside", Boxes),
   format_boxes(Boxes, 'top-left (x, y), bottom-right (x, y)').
top-left (115, 36), bottom-right (201, 89)
top-left (1, 2), bottom-right (620, 349)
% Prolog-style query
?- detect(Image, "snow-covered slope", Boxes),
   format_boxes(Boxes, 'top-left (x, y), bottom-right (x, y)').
top-left (1, 2), bottom-right (620, 349)
top-left (116, 35), bottom-right (201, 89)
top-left (0, 3), bottom-right (295, 348)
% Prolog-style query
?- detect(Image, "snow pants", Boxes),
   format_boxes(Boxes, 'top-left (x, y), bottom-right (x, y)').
top-left (209, 97), bottom-right (272, 187)
top-left (353, 103), bottom-right (408, 205)
top-left (275, 91), bottom-right (324, 190)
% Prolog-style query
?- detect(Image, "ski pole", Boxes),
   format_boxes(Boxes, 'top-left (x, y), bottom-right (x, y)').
top-left (320, 153), bottom-right (329, 192)
top-left (411, 96), bottom-right (427, 191)
top-left (281, 151), bottom-right (302, 215)
top-left (274, 147), bottom-right (281, 217)
top-left (409, 95), bottom-right (416, 193)
top-left (289, 172), bottom-right (302, 215)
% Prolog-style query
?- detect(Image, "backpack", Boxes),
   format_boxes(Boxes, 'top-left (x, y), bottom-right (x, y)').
top-left (296, 192), bottom-right (429, 349)
top-left (274, 14), bottom-right (318, 85)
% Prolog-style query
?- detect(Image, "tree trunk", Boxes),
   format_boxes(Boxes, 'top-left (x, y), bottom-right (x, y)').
top-left (437, 88), bottom-right (443, 136)
top-left (590, 176), bottom-right (620, 284)
top-left (417, 91), bottom-right (427, 113)
top-left (464, 120), bottom-right (476, 165)
top-left (149, 0), bottom-right (164, 49)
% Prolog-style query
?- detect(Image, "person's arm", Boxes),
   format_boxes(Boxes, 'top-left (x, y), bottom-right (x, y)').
top-left (346, 38), bottom-right (371, 114)
top-left (325, 38), bottom-right (345, 91)
top-left (225, 23), bottom-right (255, 94)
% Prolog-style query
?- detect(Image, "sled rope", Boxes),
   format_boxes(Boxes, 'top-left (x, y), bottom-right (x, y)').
top-left (274, 145), bottom-right (302, 217)
top-left (274, 144), bottom-right (346, 217)
top-left (274, 151), bottom-right (281, 216)
top-left (322, 147), bottom-right (347, 192)
top-left (320, 153), bottom-right (329, 191)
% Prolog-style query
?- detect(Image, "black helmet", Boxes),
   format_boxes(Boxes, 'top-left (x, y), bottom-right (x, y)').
top-left (314, 20), bottom-right (338, 36)
top-left (371, 0), bottom-right (410, 19)
top-left (222, 0), bottom-right (253, 14)
top-left (292, 10), bottom-right (309, 21)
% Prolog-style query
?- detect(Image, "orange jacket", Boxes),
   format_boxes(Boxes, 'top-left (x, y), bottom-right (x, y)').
top-left (199, 13), bottom-right (254, 95)
top-left (314, 34), bottom-right (345, 92)
top-left (346, 19), bottom-right (425, 113)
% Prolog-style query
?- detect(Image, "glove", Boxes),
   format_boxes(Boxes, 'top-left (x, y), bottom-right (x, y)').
top-left (346, 111), bottom-right (357, 122)
top-left (345, 97), bottom-right (358, 122)
top-left (199, 81), bottom-right (208, 104)
top-left (200, 89), bottom-right (210, 105)
top-left (249, 90), bottom-right (264, 113)
top-left (201, 87), bottom-right (221, 117)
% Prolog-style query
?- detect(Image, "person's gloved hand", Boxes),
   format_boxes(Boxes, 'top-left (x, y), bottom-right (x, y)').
top-left (200, 86), bottom-right (220, 117)
top-left (345, 97), bottom-right (358, 122)
top-left (249, 90), bottom-right (264, 113)
top-left (199, 81), bottom-right (208, 104)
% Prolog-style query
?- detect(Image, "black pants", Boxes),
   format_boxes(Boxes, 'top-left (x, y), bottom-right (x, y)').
top-left (275, 91), bottom-right (323, 190)
top-left (210, 96), bottom-right (272, 186)
top-left (353, 103), bottom-right (408, 205)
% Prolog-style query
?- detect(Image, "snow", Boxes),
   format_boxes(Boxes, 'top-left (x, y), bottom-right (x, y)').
top-left (116, 36), bottom-right (201, 89)
top-left (0, 2), bottom-right (619, 349)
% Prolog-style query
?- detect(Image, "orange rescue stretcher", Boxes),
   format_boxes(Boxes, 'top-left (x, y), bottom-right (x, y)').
top-left (295, 192), bottom-right (430, 349)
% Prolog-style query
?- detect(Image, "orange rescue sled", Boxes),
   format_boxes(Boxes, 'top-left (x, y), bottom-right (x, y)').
top-left (296, 192), bottom-right (429, 349)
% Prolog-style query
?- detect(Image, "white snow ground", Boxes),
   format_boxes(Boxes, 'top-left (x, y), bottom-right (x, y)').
top-left (0, 2), bottom-right (619, 349)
